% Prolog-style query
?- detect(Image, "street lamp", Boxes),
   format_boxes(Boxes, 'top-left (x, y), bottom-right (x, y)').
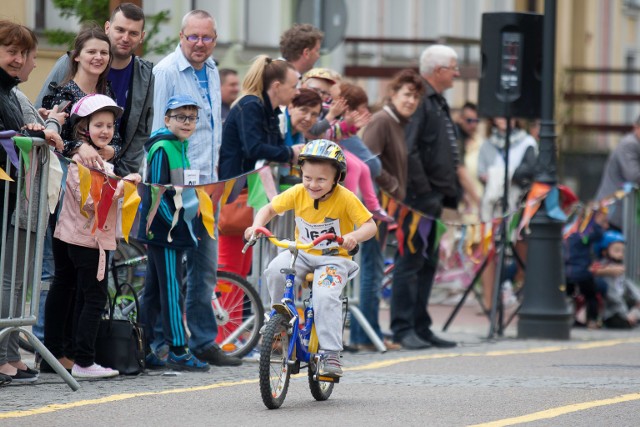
top-left (517, 0), bottom-right (573, 339)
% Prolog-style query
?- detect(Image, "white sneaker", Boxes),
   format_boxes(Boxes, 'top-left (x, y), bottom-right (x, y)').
top-left (72, 363), bottom-right (119, 378)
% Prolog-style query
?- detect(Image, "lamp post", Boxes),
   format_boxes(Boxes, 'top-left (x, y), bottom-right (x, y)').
top-left (517, 0), bottom-right (572, 339)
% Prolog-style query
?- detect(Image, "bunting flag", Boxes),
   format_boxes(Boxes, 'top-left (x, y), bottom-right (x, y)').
top-left (247, 172), bottom-right (269, 210)
top-left (259, 166), bottom-right (278, 200)
top-left (48, 154), bottom-right (63, 213)
top-left (433, 220), bottom-right (448, 256)
top-left (145, 185), bottom-right (165, 235)
top-left (182, 187), bottom-right (200, 243)
top-left (167, 186), bottom-right (184, 243)
top-left (90, 170), bottom-right (105, 223)
top-left (545, 186), bottom-right (567, 221)
top-left (0, 166), bottom-right (12, 182)
top-left (77, 163), bottom-right (91, 218)
top-left (95, 176), bottom-right (117, 231)
top-left (121, 181), bottom-right (141, 242)
top-left (417, 217), bottom-right (433, 258)
top-left (13, 136), bottom-right (33, 172)
top-left (196, 187), bottom-right (215, 238)
top-left (517, 182), bottom-right (551, 236)
top-left (0, 135), bottom-right (19, 169)
top-left (395, 206), bottom-right (411, 256)
top-left (405, 211), bottom-right (423, 254)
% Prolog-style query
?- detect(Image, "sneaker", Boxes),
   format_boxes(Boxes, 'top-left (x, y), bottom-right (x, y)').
top-left (9, 369), bottom-right (38, 384)
top-left (371, 208), bottom-right (395, 223)
top-left (194, 345), bottom-right (242, 367)
top-left (145, 351), bottom-right (167, 370)
top-left (319, 352), bottom-right (343, 377)
top-left (167, 350), bottom-right (210, 372)
top-left (71, 363), bottom-right (119, 379)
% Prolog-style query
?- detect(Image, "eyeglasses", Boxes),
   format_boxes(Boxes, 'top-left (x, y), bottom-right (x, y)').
top-left (184, 34), bottom-right (216, 44)
top-left (441, 65), bottom-right (460, 72)
top-left (307, 86), bottom-right (331, 98)
top-left (169, 114), bottom-right (199, 124)
top-left (465, 118), bottom-right (480, 124)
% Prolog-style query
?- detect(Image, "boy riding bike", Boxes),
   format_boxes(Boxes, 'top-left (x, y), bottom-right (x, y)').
top-left (245, 139), bottom-right (377, 377)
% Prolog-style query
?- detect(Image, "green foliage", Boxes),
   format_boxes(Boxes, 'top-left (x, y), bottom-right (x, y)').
top-left (43, 1), bottom-right (178, 56)
top-left (44, 0), bottom-right (110, 49)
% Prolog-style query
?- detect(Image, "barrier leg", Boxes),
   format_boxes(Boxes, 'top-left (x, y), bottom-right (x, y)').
top-left (23, 328), bottom-right (79, 391)
top-left (348, 305), bottom-right (387, 352)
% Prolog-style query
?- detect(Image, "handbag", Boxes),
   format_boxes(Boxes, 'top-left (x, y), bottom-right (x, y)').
top-left (95, 283), bottom-right (146, 375)
top-left (218, 189), bottom-right (254, 236)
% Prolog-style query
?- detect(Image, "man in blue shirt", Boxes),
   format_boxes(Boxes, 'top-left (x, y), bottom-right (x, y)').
top-left (151, 9), bottom-right (240, 367)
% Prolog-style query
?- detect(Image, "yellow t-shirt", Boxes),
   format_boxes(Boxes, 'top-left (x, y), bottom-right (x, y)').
top-left (271, 184), bottom-right (372, 258)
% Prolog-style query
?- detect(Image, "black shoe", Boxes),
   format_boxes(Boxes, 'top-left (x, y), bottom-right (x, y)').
top-left (424, 334), bottom-right (457, 348)
top-left (9, 369), bottom-right (38, 384)
top-left (18, 366), bottom-right (39, 376)
top-left (399, 332), bottom-right (432, 350)
top-left (194, 345), bottom-right (243, 367)
top-left (0, 373), bottom-right (11, 386)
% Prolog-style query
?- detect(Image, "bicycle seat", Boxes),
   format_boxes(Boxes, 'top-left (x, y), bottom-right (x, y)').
top-left (302, 272), bottom-right (314, 289)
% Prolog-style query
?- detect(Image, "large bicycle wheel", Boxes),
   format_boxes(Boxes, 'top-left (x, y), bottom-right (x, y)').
top-left (259, 313), bottom-right (291, 409)
top-left (308, 358), bottom-right (334, 401)
top-left (213, 271), bottom-right (264, 358)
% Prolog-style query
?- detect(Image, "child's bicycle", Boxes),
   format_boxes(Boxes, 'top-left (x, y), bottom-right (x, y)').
top-left (243, 226), bottom-right (356, 410)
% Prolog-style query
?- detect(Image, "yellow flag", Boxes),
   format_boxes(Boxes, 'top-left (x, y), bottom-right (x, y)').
top-left (77, 163), bottom-right (91, 217)
top-left (0, 166), bottom-right (13, 182)
top-left (406, 211), bottom-right (422, 254)
top-left (197, 187), bottom-right (215, 238)
top-left (121, 181), bottom-right (141, 242)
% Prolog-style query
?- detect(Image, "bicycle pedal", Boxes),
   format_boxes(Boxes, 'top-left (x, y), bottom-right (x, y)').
top-left (314, 374), bottom-right (339, 383)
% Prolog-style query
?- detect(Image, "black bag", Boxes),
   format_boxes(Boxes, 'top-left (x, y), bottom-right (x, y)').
top-left (95, 283), bottom-right (146, 375)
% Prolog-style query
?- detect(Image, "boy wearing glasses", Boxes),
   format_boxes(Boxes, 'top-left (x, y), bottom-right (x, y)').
top-left (138, 95), bottom-right (210, 372)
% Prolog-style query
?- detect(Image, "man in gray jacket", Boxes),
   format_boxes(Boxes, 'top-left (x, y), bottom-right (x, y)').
top-left (595, 115), bottom-right (640, 231)
top-left (36, 2), bottom-right (153, 176)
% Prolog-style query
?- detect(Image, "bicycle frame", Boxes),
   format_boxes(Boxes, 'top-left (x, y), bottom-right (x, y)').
top-left (245, 226), bottom-right (344, 366)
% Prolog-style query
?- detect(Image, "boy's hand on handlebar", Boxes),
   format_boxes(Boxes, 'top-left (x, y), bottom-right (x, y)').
top-left (244, 226), bottom-right (259, 243)
top-left (340, 234), bottom-right (358, 252)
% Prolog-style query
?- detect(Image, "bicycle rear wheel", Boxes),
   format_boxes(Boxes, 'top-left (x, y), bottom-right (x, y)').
top-left (259, 313), bottom-right (291, 409)
top-left (214, 271), bottom-right (264, 358)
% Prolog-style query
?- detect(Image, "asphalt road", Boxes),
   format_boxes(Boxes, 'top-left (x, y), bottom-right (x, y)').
top-left (3, 305), bottom-right (640, 427)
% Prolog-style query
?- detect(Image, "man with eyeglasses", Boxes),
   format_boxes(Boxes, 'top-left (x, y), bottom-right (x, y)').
top-left (390, 44), bottom-right (462, 350)
top-left (150, 9), bottom-right (241, 368)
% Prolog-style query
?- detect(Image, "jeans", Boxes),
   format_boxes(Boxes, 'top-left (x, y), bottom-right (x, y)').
top-left (33, 223), bottom-right (54, 342)
top-left (151, 220), bottom-right (219, 353)
top-left (390, 212), bottom-right (439, 342)
top-left (349, 237), bottom-right (384, 345)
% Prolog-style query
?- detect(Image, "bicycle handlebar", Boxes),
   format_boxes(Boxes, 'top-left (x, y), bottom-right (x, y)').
top-left (242, 226), bottom-right (358, 255)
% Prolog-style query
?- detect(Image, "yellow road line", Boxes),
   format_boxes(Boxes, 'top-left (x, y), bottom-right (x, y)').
top-left (468, 392), bottom-right (640, 427)
top-left (2, 337), bottom-right (640, 419)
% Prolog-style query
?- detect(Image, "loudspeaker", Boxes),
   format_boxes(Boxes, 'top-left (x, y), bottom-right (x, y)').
top-left (478, 12), bottom-right (543, 119)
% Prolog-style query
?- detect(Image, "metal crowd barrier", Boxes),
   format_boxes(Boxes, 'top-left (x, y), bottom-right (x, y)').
top-left (0, 136), bottom-right (79, 390)
top-left (622, 188), bottom-right (640, 284)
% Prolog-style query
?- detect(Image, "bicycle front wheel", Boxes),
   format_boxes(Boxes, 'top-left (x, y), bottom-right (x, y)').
top-left (259, 313), bottom-right (291, 409)
top-left (213, 271), bottom-right (264, 358)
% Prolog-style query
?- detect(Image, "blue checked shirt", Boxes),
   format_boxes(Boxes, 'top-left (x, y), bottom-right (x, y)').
top-left (152, 44), bottom-right (222, 183)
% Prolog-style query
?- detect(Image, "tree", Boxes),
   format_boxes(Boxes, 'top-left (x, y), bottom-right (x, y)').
top-left (45, 0), bottom-right (177, 55)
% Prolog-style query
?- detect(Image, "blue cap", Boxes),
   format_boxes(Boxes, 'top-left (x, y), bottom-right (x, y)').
top-left (164, 95), bottom-right (201, 113)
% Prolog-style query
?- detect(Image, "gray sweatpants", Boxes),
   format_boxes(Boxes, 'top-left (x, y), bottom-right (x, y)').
top-left (265, 251), bottom-right (359, 352)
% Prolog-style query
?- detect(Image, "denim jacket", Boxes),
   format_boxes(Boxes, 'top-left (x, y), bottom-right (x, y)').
top-left (219, 92), bottom-right (292, 180)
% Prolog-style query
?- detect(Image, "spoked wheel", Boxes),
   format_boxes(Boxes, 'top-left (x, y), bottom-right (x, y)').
top-left (259, 313), bottom-right (291, 409)
top-left (308, 359), bottom-right (335, 401)
top-left (213, 271), bottom-right (264, 358)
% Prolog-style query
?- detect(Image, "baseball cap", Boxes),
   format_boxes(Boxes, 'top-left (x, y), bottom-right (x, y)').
top-left (164, 95), bottom-right (201, 114)
top-left (70, 94), bottom-right (123, 124)
top-left (302, 68), bottom-right (342, 84)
